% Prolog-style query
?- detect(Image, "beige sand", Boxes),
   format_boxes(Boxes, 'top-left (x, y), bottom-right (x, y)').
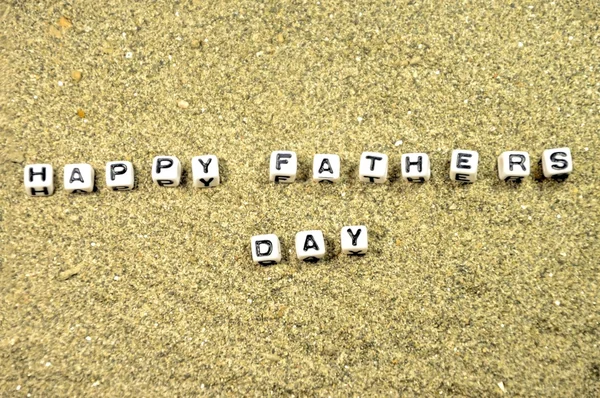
top-left (1, 1), bottom-right (599, 396)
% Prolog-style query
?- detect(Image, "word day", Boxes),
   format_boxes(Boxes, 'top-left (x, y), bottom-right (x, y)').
top-left (22, 147), bottom-right (573, 196)
top-left (251, 226), bottom-right (368, 266)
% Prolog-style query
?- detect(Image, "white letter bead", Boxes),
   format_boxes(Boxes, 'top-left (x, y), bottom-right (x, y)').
top-left (359, 152), bottom-right (388, 183)
top-left (401, 153), bottom-right (431, 182)
top-left (152, 156), bottom-right (181, 187)
top-left (313, 154), bottom-right (340, 182)
top-left (498, 151), bottom-right (530, 182)
top-left (270, 151), bottom-right (297, 183)
top-left (295, 230), bottom-right (326, 263)
top-left (192, 155), bottom-right (220, 188)
top-left (24, 164), bottom-right (54, 196)
top-left (64, 163), bottom-right (95, 193)
top-left (542, 147), bottom-right (573, 180)
top-left (251, 234), bottom-right (282, 265)
top-left (341, 225), bottom-right (368, 256)
top-left (450, 149), bottom-right (479, 183)
top-left (105, 161), bottom-right (134, 191)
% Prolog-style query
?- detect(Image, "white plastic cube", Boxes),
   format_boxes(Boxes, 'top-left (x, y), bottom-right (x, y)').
top-left (251, 234), bottom-right (282, 266)
top-left (498, 151), bottom-right (530, 182)
top-left (295, 230), bottom-right (326, 263)
top-left (313, 154), bottom-right (340, 182)
top-left (64, 163), bottom-right (95, 193)
top-left (152, 156), bottom-right (181, 187)
top-left (341, 225), bottom-right (368, 256)
top-left (105, 161), bottom-right (134, 191)
top-left (401, 153), bottom-right (431, 182)
top-left (450, 149), bottom-right (479, 183)
top-left (192, 155), bottom-right (220, 188)
top-left (542, 147), bottom-right (573, 180)
top-left (270, 151), bottom-right (297, 183)
top-left (24, 164), bottom-right (54, 196)
top-left (359, 152), bottom-right (388, 183)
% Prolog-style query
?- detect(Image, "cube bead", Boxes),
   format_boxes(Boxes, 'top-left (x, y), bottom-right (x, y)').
top-left (270, 151), bottom-right (297, 183)
top-left (542, 147), bottom-right (573, 180)
top-left (152, 156), bottom-right (182, 187)
top-left (340, 226), bottom-right (368, 256)
top-left (251, 234), bottom-right (282, 266)
top-left (498, 151), bottom-right (530, 182)
top-left (450, 149), bottom-right (479, 183)
top-left (192, 155), bottom-right (220, 188)
top-left (24, 164), bottom-right (54, 196)
top-left (359, 152), bottom-right (388, 183)
top-left (295, 230), bottom-right (326, 263)
top-left (106, 161), bottom-right (134, 191)
top-left (64, 163), bottom-right (95, 193)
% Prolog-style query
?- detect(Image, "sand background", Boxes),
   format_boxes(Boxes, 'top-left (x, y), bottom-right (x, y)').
top-left (1, 0), bottom-right (599, 396)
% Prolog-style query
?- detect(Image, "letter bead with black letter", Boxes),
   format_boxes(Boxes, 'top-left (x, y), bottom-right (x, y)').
top-left (313, 154), bottom-right (340, 182)
top-left (64, 163), bottom-right (95, 193)
top-left (105, 161), bottom-right (134, 191)
top-left (359, 152), bottom-right (388, 183)
top-left (450, 149), bottom-right (479, 183)
top-left (295, 230), bottom-right (326, 263)
top-left (497, 151), bottom-right (530, 182)
top-left (542, 147), bottom-right (573, 180)
top-left (192, 155), bottom-right (220, 188)
top-left (152, 156), bottom-right (182, 187)
top-left (24, 164), bottom-right (54, 196)
top-left (269, 151), bottom-right (297, 183)
top-left (251, 234), bottom-right (282, 266)
top-left (340, 225), bottom-right (368, 256)
top-left (401, 153), bottom-right (431, 183)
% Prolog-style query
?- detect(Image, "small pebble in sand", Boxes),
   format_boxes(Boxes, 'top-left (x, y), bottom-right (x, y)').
top-left (58, 81), bottom-right (64, 87)
top-left (58, 267), bottom-right (80, 281)
top-left (190, 39), bottom-right (202, 49)
top-left (555, 300), bottom-right (561, 306)
top-left (77, 109), bottom-right (85, 118)
top-left (518, 42), bottom-right (524, 48)
top-left (58, 16), bottom-right (72, 28)
top-left (71, 70), bottom-right (82, 82)
top-left (394, 140), bottom-right (403, 146)
top-left (178, 100), bottom-right (189, 109)
top-left (409, 56), bottom-right (421, 65)
top-left (498, 381), bottom-right (506, 393)
top-left (125, 52), bottom-right (133, 59)
top-left (357, 116), bottom-right (364, 123)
